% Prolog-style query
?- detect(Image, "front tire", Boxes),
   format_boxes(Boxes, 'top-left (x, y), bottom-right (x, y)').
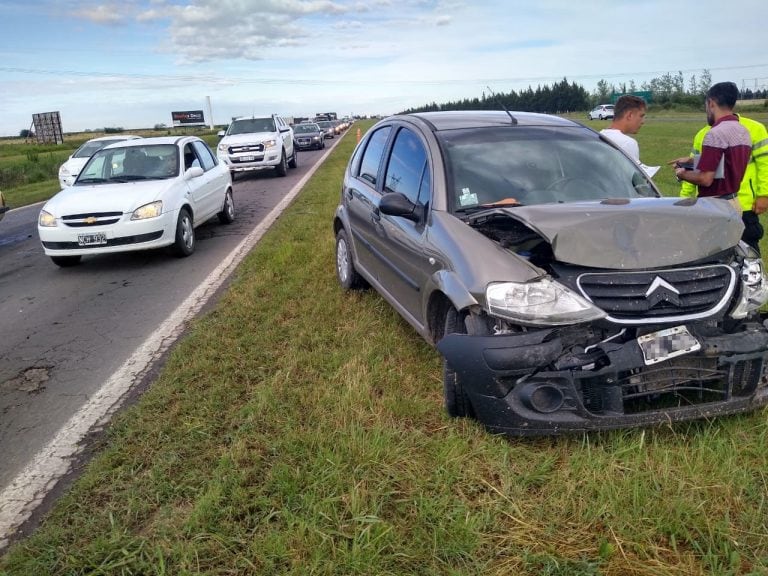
top-left (442, 306), bottom-right (473, 418)
top-left (335, 228), bottom-right (366, 290)
top-left (275, 151), bottom-right (288, 177)
top-left (218, 189), bottom-right (235, 224)
top-left (170, 208), bottom-right (195, 257)
top-left (288, 148), bottom-right (298, 169)
top-left (51, 255), bottom-right (82, 267)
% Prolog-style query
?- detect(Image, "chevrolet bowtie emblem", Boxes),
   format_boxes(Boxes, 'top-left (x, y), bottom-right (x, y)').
top-left (84, 217), bottom-right (97, 224)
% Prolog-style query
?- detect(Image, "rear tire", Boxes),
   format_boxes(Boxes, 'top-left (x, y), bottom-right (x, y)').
top-left (170, 208), bottom-right (195, 257)
top-left (275, 151), bottom-right (288, 177)
top-left (335, 228), bottom-right (366, 290)
top-left (442, 306), bottom-right (473, 418)
top-left (218, 189), bottom-right (235, 224)
top-left (51, 255), bottom-right (82, 267)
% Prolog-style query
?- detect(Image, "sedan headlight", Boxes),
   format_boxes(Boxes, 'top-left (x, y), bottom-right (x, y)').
top-left (487, 278), bottom-right (606, 325)
top-left (730, 257), bottom-right (768, 318)
top-left (59, 166), bottom-right (70, 177)
top-left (39, 209), bottom-right (57, 227)
top-left (131, 201), bottom-right (163, 220)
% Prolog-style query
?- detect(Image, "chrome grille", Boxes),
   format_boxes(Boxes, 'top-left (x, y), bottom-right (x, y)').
top-left (62, 212), bottom-right (122, 227)
top-left (577, 265), bottom-right (736, 324)
top-left (229, 143), bottom-right (264, 154)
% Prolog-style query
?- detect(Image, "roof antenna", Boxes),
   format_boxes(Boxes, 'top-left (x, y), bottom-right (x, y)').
top-left (486, 86), bottom-right (517, 125)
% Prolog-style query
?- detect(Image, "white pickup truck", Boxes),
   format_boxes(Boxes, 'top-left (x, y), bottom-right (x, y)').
top-left (216, 114), bottom-right (297, 177)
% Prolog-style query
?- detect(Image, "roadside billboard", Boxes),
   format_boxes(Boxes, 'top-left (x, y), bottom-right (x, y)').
top-left (171, 110), bottom-right (206, 127)
top-left (31, 111), bottom-right (64, 144)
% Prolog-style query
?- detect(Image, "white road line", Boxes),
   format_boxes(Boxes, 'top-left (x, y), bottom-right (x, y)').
top-left (0, 141), bottom-right (339, 549)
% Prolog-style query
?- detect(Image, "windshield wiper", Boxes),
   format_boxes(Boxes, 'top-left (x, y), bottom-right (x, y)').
top-left (108, 175), bottom-right (150, 182)
top-left (75, 177), bottom-right (108, 184)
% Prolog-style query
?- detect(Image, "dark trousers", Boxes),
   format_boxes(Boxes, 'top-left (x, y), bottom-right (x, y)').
top-left (742, 210), bottom-right (764, 253)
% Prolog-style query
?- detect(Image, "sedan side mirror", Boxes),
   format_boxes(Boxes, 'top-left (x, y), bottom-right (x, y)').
top-left (379, 192), bottom-right (423, 223)
top-left (184, 166), bottom-right (205, 179)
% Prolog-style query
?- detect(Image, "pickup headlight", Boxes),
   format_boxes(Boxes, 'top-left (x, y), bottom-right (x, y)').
top-left (487, 279), bottom-right (606, 326)
top-left (131, 201), bottom-right (163, 220)
top-left (262, 139), bottom-right (277, 149)
top-left (39, 209), bottom-right (57, 227)
top-left (730, 257), bottom-right (768, 318)
top-left (217, 142), bottom-right (228, 152)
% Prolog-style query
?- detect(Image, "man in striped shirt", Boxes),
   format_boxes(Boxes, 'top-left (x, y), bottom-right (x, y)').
top-left (673, 82), bottom-right (752, 213)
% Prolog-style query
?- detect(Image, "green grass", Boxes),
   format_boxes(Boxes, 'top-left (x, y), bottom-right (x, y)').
top-left (3, 119), bottom-right (768, 575)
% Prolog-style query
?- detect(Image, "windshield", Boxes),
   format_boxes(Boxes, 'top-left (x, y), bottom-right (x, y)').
top-left (293, 124), bottom-right (320, 134)
top-left (72, 139), bottom-right (127, 159)
top-left (317, 121), bottom-right (333, 130)
top-left (438, 126), bottom-right (656, 213)
top-left (227, 118), bottom-right (276, 135)
top-left (76, 144), bottom-right (179, 184)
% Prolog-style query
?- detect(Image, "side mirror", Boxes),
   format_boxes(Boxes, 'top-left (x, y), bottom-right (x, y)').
top-left (279, 126), bottom-right (290, 133)
top-left (184, 166), bottom-right (204, 179)
top-left (217, 130), bottom-right (225, 138)
top-left (379, 192), bottom-right (423, 223)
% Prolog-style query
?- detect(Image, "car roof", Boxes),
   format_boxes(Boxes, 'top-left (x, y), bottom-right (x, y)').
top-left (84, 135), bottom-right (142, 142)
top-left (398, 110), bottom-right (580, 131)
top-left (232, 115), bottom-right (276, 121)
top-left (100, 136), bottom-right (200, 149)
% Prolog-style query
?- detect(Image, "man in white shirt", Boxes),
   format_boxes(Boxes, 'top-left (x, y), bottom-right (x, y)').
top-left (599, 95), bottom-right (647, 162)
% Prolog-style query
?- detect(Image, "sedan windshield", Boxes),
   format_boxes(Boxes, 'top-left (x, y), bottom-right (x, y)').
top-left (72, 139), bottom-right (127, 159)
top-left (438, 126), bottom-right (656, 213)
top-left (76, 144), bottom-right (179, 184)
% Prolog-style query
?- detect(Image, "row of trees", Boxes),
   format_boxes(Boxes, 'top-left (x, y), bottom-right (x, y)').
top-left (402, 69), bottom-right (766, 115)
top-left (402, 78), bottom-right (591, 115)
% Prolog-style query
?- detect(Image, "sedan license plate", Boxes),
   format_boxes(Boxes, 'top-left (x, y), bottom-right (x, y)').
top-left (77, 232), bottom-right (107, 246)
top-left (637, 326), bottom-right (700, 366)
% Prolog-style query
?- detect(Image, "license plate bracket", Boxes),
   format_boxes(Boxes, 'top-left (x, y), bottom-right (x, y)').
top-left (637, 325), bottom-right (700, 366)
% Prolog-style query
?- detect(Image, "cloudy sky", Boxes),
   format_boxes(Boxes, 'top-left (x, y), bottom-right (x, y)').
top-left (1, 0), bottom-right (766, 136)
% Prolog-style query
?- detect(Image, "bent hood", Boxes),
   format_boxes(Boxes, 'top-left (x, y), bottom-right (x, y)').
top-left (490, 197), bottom-right (744, 269)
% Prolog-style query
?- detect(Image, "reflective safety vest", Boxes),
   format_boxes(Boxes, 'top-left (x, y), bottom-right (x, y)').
top-left (680, 115), bottom-right (768, 211)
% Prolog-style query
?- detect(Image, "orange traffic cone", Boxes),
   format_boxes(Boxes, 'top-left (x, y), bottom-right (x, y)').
top-left (356, 128), bottom-right (361, 143)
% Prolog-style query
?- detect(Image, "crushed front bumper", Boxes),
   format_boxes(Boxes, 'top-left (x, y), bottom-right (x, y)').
top-left (438, 324), bottom-right (768, 435)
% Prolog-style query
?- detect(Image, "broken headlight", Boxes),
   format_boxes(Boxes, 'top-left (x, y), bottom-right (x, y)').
top-left (486, 278), bottom-right (606, 326)
top-left (730, 256), bottom-right (768, 319)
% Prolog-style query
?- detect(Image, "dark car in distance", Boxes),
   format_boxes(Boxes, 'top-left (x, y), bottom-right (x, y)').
top-left (293, 123), bottom-right (325, 151)
top-left (333, 110), bottom-right (768, 436)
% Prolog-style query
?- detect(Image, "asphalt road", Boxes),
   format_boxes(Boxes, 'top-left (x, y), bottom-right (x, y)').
top-left (0, 138), bottom-right (340, 545)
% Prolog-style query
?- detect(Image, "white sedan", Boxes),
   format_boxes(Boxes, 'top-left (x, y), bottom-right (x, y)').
top-left (58, 134), bottom-right (142, 188)
top-left (39, 136), bottom-right (235, 267)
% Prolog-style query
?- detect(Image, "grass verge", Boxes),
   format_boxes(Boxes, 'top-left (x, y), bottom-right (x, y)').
top-left (1, 121), bottom-right (768, 575)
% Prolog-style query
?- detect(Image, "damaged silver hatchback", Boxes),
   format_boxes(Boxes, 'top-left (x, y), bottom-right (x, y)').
top-left (333, 110), bottom-right (768, 435)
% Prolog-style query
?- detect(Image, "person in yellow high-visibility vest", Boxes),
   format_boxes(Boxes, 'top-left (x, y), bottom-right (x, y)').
top-left (680, 114), bottom-right (768, 252)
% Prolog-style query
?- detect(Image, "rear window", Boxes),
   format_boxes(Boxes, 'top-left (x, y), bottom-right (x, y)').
top-left (438, 126), bottom-right (655, 212)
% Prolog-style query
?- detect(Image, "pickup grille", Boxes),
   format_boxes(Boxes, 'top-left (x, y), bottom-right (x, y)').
top-left (229, 144), bottom-right (264, 154)
top-left (577, 265), bottom-right (736, 324)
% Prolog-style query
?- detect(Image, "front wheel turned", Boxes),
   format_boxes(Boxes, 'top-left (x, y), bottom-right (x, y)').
top-left (442, 306), bottom-right (474, 418)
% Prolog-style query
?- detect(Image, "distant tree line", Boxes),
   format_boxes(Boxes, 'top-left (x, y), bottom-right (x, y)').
top-left (401, 78), bottom-right (590, 115)
top-left (401, 69), bottom-right (766, 115)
